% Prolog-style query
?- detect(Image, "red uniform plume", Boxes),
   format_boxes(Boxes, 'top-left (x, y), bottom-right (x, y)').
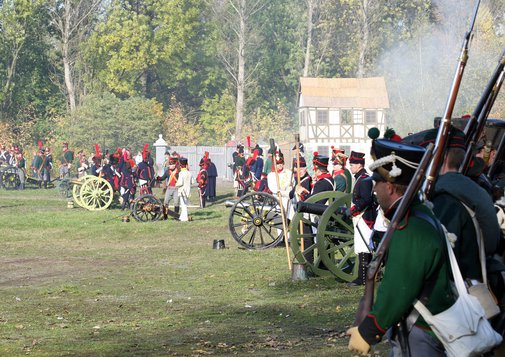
top-left (142, 144), bottom-right (149, 160)
top-left (246, 136), bottom-right (251, 148)
top-left (94, 144), bottom-right (102, 158)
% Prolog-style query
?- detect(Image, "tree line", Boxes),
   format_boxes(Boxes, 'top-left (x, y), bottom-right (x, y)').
top-left (0, 0), bottom-right (504, 154)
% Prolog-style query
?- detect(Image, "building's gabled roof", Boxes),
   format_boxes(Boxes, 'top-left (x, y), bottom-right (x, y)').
top-left (298, 77), bottom-right (390, 109)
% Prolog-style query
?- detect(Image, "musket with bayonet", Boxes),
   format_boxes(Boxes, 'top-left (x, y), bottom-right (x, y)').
top-left (460, 48), bottom-right (505, 175)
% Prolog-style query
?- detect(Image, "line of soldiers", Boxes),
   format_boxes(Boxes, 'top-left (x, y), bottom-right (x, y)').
top-left (231, 129), bottom-right (505, 355)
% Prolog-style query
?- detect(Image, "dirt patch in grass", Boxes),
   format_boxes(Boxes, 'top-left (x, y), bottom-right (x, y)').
top-left (0, 257), bottom-right (128, 287)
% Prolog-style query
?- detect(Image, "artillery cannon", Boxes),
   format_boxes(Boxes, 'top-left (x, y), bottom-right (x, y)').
top-left (226, 190), bottom-right (357, 281)
top-left (0, 165), bottom-right (56, 190)
top-left (289, 191), bottom-right (356, 282)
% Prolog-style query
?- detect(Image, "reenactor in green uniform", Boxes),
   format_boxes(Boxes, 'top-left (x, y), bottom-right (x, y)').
top-left (41, 147), bottom-right (53, 188)
top-left (348, 139), bottom-right (454, 356)
top-left (32, 149), bottom-right (44, 185)
top-left (60, 142), bottom-right (74, 178)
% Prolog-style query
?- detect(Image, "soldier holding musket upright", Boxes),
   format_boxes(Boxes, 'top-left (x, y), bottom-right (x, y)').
top-left (348, 140), bottom-right (454, 356)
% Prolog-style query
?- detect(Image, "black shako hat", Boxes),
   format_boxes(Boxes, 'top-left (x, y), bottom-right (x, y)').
top-left (349, 151), bottom-right (365, 165)
top-left (369, 139), bottom-right (426, 186)
top-left (312, 152), bottom-right (329, 168)
top-left (179, 157), bottom-right (188, 166)
top-left (292, 156), bottom-right (307, 168)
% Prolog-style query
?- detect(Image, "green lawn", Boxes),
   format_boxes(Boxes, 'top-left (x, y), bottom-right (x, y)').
top-left (0, 181), bottom-right (389, 356)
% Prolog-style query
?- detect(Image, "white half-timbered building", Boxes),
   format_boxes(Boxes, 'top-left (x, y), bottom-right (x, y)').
top-left (298, 77), bottom-right (389, 159)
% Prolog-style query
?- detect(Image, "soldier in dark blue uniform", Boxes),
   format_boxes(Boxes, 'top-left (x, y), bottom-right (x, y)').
top-left (137, 144), bottom-right (154, 195)
top-left (348, 151), bottom-right (377, 286)
top-left (295, 153), bottom-right (334, 264)
top-left (91, 144), bottom-right (102, 177)
top-left (250, 145), bottom-right (264, 180)
top-left (120, 158), bottom-right (136, 210)
top-left (206, 158), bottom-right (218, 202)
top-left (197, 157), bottom-right (209, 208)
top-left (289, 156), bottom-right (312, 203)
top-left (297, 152), bottom-right (334, 203)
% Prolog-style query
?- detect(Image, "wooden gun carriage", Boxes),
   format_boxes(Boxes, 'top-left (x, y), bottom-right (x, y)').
top-left (227, 190), bottom-right (358, 282)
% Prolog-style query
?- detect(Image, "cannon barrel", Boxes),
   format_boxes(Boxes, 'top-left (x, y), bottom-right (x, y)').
top-left (296, 201), bottom-right (328, 216)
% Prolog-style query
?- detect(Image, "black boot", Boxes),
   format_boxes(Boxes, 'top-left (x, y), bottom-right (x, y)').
top-left (347, 253), bottom-right (372, 287)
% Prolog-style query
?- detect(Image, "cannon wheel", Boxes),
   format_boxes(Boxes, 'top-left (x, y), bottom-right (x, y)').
top-left (131, 194), bottom-right (163, 222)
top-left (228, 192), bottom-right (284, 250)
top-left (79, 176), bottom-right (114, 211)
top-left (72, 176), bottom-right (93, 207)
top-left (0, 167), bottom-right (21, 190)
top-left (316, 193), bottom-right (356, 282)
top-left (289, 191), bottom-right (354, 279)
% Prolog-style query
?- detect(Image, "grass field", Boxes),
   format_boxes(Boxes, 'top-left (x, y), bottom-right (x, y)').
top-left (0, 180), bottom-right (389, 356)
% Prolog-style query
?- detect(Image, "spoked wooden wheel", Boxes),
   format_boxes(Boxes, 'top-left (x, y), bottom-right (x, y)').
top-left (316, 193), bottom-right (356, 282)
top-left (1, 167), bottom-right (21, 190)
top-left (131, 194), bottom-right (163, 222)
top-left (72, 176), bottom-right (93, 207)
top-left (228, 192), bottom-right (284, 250)
top-left (79, 176), bottom-right (114, 211)
top-left (289, 191), bottom-right (347, 277)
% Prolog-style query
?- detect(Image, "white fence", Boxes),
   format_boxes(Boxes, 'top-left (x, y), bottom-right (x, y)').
top-left (163, 145), bottom-right (236, 181)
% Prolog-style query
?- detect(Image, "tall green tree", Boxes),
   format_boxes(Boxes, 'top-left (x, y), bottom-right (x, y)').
top-left (209, 0), bottom-right (269, 141)
top-left (0, 0), bottom-right (65, 143)
top-left (47, 0), bottom-right (103, 111)
top-left (86, 0), bottom-right (220, 111)
top-left (199, 89), bottom-right (236, 145)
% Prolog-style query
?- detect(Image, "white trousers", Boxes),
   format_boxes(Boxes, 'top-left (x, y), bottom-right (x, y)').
top-left (179, 196), bottom-right (189, 221)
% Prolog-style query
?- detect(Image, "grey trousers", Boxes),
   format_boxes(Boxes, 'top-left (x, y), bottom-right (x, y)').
top-left (388, 325), bottom-right (445, 357)
top-left (164, 186), bottom-right (179, 206)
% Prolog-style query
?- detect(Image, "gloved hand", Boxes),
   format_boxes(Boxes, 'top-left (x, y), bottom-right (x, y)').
top-left (347, 327), bottom-right (370, 355)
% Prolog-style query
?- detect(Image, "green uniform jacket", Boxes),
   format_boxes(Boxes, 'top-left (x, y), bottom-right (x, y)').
top-left (262, 157), bottom-right (272, 175)
top-left (61, 150), bottom-right (74, 164)
top-left (334, 168), bottom-right (353, 193)
top-left (344, 168), bottom-right (352, 193)
top-left (358, 199), bottom-right (454, 345)
top-left (32, 155), bottom-right (42, 170)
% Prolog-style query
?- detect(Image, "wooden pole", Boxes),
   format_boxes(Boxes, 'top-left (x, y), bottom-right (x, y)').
top-left (294, 134), bottom-right (305, 253)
